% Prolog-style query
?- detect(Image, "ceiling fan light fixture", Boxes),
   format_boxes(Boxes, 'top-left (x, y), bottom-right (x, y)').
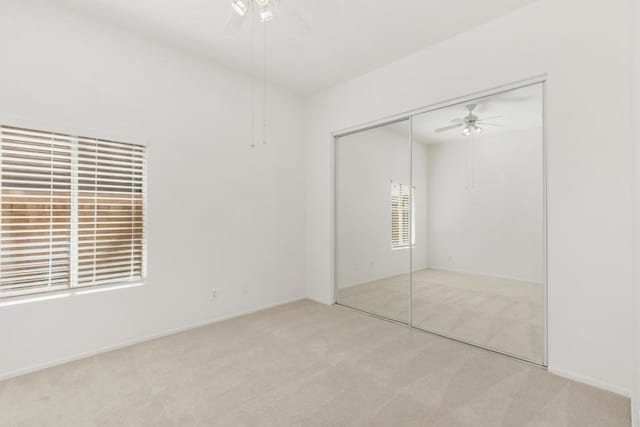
top-left (255, 0), bottom-right (271, 7)
top-left (260, 9), bottom-right (274, 22)
top-left (462, 124), bottom-right (482, 137)
top-left (231, 0), bottom-right (249, 16)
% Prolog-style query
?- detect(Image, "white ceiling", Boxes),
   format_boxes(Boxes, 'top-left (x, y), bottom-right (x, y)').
top-left (50, 0), bottom-right (538, 94)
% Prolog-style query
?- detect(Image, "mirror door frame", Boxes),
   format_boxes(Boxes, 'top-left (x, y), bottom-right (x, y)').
top-left (332, 75), bottom-right (548, 367)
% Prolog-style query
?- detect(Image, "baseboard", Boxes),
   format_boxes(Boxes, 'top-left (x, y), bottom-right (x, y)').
top-left (428, 266), bottom-right (542, 285)
top-left (0, 295), bottom-right (307, 382)
top-left (339, 264), bottom-right (430, 290)
top-left (306, 296), bottom-right (334, 305)
top-left (340, 266), bottom-right (541, 290)
top-left (548, 367), bottom-right (631, 398)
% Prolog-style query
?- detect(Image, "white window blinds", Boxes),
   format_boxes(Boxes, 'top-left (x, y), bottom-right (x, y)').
top-left (0, 127), bottom-right (72, 296)
top-left (0, 125), bottom-right (146, 299)
top-left (77, 137), bottom-right (144, 288)
top-left (391, 182), bottom-right (415, 250)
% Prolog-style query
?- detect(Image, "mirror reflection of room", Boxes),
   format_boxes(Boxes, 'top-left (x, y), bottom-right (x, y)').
top-left (336, 120), bottom-right (412, 324)
top-left (411, 84), bottom-right (544, 364)
top-left (336, 83), bottom-right (545, 364)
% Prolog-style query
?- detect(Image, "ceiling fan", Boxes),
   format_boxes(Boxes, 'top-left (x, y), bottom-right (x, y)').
top-left (435, 104), bottom-right (503, 136)
top-left (225, 0), bottom-right (311, 35)
top-left (225, 0), bottom-right (310, 148)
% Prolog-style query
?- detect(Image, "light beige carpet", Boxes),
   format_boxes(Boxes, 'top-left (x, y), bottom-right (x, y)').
top-left (339, 269), bottom-right (544, 364)
top-left (0, 300), bottom-right (629, 426)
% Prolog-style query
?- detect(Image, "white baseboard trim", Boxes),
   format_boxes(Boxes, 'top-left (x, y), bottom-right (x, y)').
top-left (428, 266), bottom-right (542, 285)
top-left (548, 367), bottom-right (631, 398)
top-left (306, 296), bottom-right (334, 305)
top-left (339, 264), bottom-right (430, 290)
top-left (0, 295), bottom-right (307, 382)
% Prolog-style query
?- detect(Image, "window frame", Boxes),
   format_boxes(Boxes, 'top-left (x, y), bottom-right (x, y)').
top-left (0, 120), bottom-right (148, 301)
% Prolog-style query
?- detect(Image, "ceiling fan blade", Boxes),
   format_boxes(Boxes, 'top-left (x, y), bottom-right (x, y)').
top-left (435, 124), bottom-right (464, 133)
top-left (224, 10), bottom-right (246, 35)
top-left (476, 116), bottom-right (503, 122)
top-left (450, 118), bottom-right (464, 123)
top-left (479, 123), bottom-right (504, 127)
top-left (279, 0), bottom-right (311, 36)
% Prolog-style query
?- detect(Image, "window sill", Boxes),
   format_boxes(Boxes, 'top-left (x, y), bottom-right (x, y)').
top-left (392, 245), bottom-right (416, 251)
top-left (0, 281), bottom-right (144, 307)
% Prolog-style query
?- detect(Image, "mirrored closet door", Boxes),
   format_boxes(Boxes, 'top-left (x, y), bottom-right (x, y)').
top-left (335, 119), bottom-right (412, 324)
top-left (335, 82), bottom-right (546, 365)
top-left (411, 83), bottom-right (545, 364)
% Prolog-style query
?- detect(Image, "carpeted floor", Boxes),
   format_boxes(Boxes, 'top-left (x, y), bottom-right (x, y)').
top-left (338, 269), bottom-right (544, 364)
top-left (0, 300), bottom-right (629, 426)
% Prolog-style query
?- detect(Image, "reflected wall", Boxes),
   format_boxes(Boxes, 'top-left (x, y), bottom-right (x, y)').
top-left (335, 120), bottom-right (412, 323)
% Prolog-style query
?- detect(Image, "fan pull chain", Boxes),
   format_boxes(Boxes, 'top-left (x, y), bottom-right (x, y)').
top-left (471, 137), bottom-right (476, 189)
top-left (263, 20), bottom-right (267, 145)
top-left (250, 9), bottom-right (256, 148)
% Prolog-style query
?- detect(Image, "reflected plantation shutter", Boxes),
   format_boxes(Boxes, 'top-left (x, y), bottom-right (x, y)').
top-left (77, 137), bottom-right (145, 287)
top-left (391, 182), bottom-right (415, 249)
top-left (0, 125), bottom-right (146, 298)
top-left (0, 126), bottom-right (72, 296)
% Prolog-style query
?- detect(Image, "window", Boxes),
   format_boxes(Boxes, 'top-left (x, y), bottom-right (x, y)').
top-left (0, 125), bottom-right (146, 299)
top-left (391, 182), bottom-right (415, 250)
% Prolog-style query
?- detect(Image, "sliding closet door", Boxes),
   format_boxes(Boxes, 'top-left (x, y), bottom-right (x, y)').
top-left (411, 84), bottom-right (545, 364)
top-left (335, 119), bottom-right (412, 323)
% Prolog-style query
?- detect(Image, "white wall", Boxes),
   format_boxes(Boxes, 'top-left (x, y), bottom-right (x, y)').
top-left (336, 126), bottom-right (428, 288)
top-left (0, 0), bottom-right (306, 379)
top-left (425, 128), bottom-right (544, 283)
top-left (632, 0), bottom-right (640, 422)
top-left (305, 0), bottom-right (634, 395)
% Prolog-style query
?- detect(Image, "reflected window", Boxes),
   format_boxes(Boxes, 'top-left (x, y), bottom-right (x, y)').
top-left (391, 182), bottom-right (415, 249)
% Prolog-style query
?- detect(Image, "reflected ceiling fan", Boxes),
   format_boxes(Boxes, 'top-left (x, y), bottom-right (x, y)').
top-left (225, 0), bottom-right (311, 35)
top-left (435, 104), bottom-right (503, 137)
